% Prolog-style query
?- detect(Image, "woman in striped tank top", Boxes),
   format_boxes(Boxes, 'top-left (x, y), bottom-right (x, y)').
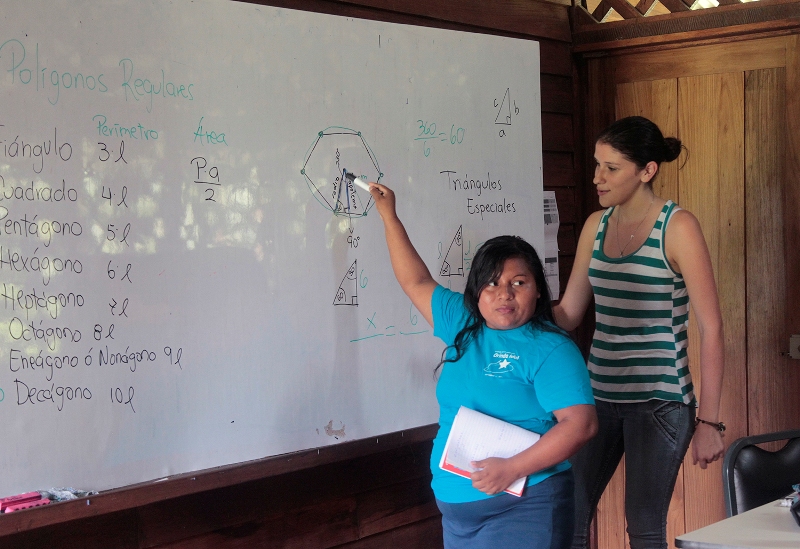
top-left (554, 116), bottom-right (725, 549)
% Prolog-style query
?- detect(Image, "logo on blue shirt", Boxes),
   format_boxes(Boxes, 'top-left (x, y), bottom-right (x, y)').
top-left (484, 351), bottom-right (520, 376)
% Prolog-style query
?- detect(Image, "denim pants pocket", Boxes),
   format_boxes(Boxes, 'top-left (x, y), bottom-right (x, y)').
top-left (652, 400), bottom-right (682, 443)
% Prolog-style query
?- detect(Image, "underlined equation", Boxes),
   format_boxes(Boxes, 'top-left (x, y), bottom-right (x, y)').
top-left (190, 156), bottom-right (221, 202)
top-left (349, 305), bottom-right (429, 343)
top-left (414, 119), bottom-right (465, 158)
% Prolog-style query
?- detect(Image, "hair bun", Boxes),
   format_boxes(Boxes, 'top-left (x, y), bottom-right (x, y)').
top-left (663, 137), bottom-right (682, 163)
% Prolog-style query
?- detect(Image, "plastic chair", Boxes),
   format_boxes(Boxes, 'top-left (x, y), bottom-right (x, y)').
top-left (722, 429), bottom-right (800, 516)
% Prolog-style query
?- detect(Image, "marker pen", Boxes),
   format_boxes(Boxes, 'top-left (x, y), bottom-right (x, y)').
top-left (343, 169), bottom-right (371, 192)
top-left (352, 176), bottom-right (371, 192)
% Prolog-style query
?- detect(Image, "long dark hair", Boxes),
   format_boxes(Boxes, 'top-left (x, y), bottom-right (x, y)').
top-left (596, 116), bottom-right (683, 172)
top-left (435, 235), bottom-right (562, 374)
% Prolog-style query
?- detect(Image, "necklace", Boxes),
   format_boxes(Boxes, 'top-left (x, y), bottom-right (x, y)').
top-left (615, 197), bottom-right (654, 256)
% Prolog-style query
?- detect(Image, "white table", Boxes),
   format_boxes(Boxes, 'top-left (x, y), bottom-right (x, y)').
top-left (675, 500), bottom-right (800, 549)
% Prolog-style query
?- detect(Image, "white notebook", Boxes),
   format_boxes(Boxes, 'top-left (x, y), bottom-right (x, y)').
top-left (439, 406), bottom-right (541, 497)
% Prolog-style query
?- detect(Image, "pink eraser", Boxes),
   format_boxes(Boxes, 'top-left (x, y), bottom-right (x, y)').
top-left (4, 498), bottom-right (49, 513)
top-left (0, 492), bottom-right (42, 512)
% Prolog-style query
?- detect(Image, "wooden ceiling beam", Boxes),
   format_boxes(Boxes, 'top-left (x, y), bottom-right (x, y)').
top-left (592, 0), bottom-right (616, 21)
top-left (658, 0), bottom-right (692, 12)
top-left (636, 0), bottom-right (660, 15)
top-left (573, 0), bottom-right (800, 52)
top-left (575, 4), bottom-right (603, 23)
top-left (601, 0), bottom-right (645, 18)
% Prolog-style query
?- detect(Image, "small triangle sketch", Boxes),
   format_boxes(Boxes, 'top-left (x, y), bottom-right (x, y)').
top-left (440, 226), bottom-right (464, 277)
top-left (495, 88), bottom-right (512, 126)
top-left (333, 260), bottom-right (359, 306)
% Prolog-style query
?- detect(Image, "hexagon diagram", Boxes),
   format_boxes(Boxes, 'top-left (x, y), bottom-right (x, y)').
top-left (301, 127), bottom-right (383, 218)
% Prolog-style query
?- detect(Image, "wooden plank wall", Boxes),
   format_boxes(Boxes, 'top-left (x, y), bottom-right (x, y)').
top-left (785, 35), bottom-right (800, 364)
top-left (744, 66), bottom-right (787, 442)
top-left (678, 71), bottom-right (747, 535)
top-left (578, 33), bottom-right (800, 549)
top-left (0, 1), bottom-right (582, 547)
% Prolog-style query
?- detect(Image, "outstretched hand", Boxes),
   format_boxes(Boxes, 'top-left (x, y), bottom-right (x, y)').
top-left (470, 457), bottom-right (519, 496)
top-left (368, 182), bottom-right (396, 221)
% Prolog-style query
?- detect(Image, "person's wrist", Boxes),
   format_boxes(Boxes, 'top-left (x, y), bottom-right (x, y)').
top-left (695, 417), bottom-right (725, 432)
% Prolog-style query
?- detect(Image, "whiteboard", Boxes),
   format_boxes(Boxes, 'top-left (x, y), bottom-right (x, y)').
top-left (0, 0), bottom-right (543, 495)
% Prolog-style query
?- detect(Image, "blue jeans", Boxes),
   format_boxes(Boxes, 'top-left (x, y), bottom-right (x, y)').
top-left (437, 470), bottom-right (574, 549)
top-left (571, 400), bottom-right (695, 549)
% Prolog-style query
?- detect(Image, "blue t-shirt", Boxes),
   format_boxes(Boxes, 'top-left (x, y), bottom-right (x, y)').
top-left (430, 285), bottom-right (594, 503)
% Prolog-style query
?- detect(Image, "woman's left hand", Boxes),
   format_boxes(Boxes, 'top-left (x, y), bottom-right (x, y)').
top-left (691, 423), bottom-right (725, 469)
top-left (470, 457), bottom-right (518, 495)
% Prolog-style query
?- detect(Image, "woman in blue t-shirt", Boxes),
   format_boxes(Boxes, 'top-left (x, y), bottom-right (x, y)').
top-left (368, 182), bottom-right (598, 549)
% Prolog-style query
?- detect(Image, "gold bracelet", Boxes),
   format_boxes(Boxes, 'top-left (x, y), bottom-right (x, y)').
top-left (695, 417), bottom-right (726, 432)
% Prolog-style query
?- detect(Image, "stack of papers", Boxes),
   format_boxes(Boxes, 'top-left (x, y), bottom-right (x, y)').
top-left (543, 191), bottom-right (560, 300)
top-left (439, 406), bottom-right (541, 497)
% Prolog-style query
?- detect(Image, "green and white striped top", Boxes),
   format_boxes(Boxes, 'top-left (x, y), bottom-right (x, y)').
top-left (587, 200), bottom-right (694, 405)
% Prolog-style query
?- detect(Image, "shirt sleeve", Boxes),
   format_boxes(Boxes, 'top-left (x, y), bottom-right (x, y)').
top-left (431, 285), bottom-right (469, 345)
top-left (532, 337), bottom-right (594, 413)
